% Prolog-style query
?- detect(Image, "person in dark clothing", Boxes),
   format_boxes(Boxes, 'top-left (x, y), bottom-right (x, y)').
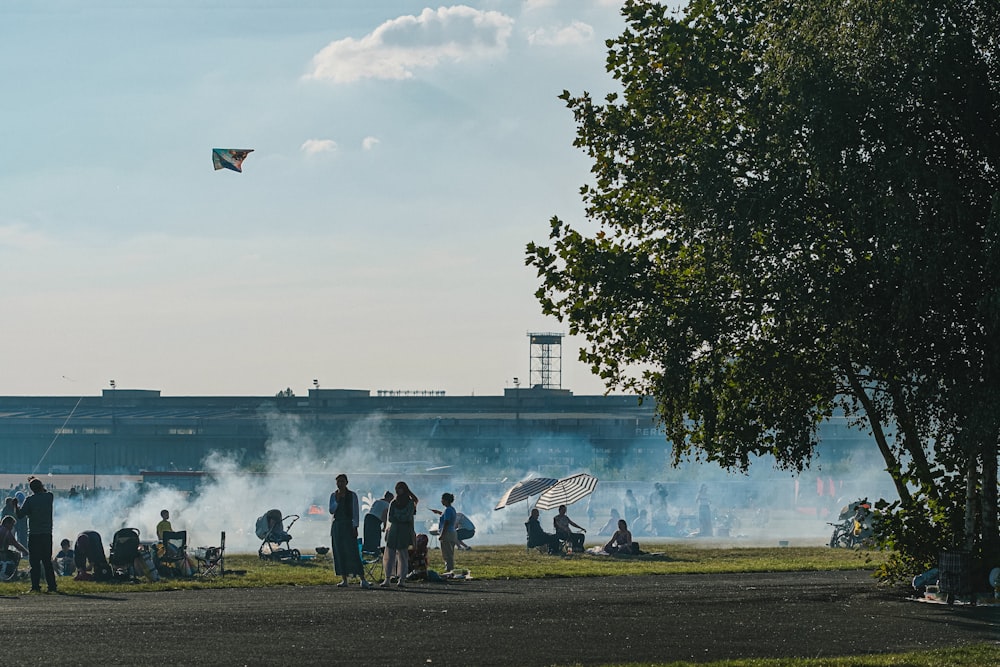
top-left (329, 473), bottom-right (370, 589)
top-left (9, 476), bottom-right (57, 592)
top-left (525, 508), bottom-right (560, 554)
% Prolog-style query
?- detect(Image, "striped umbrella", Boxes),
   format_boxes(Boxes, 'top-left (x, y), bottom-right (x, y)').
top-left (494, 477), bottom-right (559, 510)
top-left (534, 473), bottom-right (599, 511)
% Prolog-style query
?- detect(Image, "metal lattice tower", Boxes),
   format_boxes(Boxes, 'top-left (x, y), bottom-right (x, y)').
top-left (528, 332), bottom-right (563, 389)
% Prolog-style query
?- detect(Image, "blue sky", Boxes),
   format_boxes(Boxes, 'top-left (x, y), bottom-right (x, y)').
top-left (0, 1), bottom-right (633, 397)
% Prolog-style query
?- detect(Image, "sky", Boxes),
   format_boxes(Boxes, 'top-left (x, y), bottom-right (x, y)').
top-left (0, 0), bottom-right (647, 398)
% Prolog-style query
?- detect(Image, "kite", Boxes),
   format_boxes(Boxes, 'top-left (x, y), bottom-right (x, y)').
top-left (212, 148), bottom-right (254, 173)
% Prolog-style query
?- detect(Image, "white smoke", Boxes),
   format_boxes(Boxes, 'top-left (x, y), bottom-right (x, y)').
top-left (45, 411), bottom-right (899, 553)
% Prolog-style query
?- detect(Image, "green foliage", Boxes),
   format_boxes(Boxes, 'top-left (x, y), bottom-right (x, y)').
top-left (527, 0), bottom-right (1000, 577)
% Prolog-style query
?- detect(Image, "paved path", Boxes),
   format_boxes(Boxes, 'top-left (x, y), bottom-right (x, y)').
top-left (4, 571), bottom-right (998, 666)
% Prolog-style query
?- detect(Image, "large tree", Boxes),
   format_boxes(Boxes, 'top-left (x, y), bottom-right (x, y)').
top-left (527, 0), bottom-right (1000, 576)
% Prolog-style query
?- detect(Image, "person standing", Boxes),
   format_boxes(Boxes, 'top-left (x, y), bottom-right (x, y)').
top-left (381, 480), bottom-right (417, 587)
top-left (12, 476), bottom-right (58, 593)
top-left (329, 473), bottom-right (370, 589)
top-left (432, 493), bottom-right (458, 573)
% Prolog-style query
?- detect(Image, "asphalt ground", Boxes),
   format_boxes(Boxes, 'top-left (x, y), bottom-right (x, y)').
top-left (3, 570), bottom-right (998, 666)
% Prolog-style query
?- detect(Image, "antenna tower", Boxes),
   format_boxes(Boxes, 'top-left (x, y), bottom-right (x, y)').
top-left (528, 332), bottom-right (564, 389)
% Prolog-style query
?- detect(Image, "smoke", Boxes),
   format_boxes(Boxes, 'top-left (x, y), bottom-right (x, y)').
top-left (46, 411), bottom-right (899, 553)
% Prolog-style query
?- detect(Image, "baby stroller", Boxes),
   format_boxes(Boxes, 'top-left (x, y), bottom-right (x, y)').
top-left (256, 509), bottom-right (301, 561)
top-left (109, 527), bottom-right (143, 581)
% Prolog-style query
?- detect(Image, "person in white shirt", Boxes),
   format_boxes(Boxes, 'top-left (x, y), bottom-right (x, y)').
top-left (455, 512), bottom-right (476, 550)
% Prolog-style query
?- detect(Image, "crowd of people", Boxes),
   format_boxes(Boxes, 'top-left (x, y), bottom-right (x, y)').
top-left (327, 475), bottom-right (481, 589)
top-left (2, 474), bottom-right (667, 591)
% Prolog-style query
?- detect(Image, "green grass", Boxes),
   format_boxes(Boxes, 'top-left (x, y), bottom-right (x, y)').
top-left (4, 546), bottom-right (992, 666)
top-left (563, 644), bottom-right (1000, 667)
top-left (460, 544), bottom-right (885, 580)
top-left (0, 544), bottom-right (885, 594)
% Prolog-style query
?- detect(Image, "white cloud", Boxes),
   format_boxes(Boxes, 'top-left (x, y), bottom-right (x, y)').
top-left (300, 139), bottom-right (338, 155)
top-left (306, 5), bottom-right (515, 83)
top-left (526, 20), bottom-right (595, 46)
top-left (362, 136), bottom-right (380, 151)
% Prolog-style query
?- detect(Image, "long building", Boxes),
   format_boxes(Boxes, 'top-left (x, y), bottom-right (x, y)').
top-left (0, 386), bottom-right (882, 482)
top-left (0, 387), bottom-right (673, 478)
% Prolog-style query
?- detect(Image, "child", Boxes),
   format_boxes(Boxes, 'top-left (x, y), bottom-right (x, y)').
top-left (53, 538), bottom-right (76, 576)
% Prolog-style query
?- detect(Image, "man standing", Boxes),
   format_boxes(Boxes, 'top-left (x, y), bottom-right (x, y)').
top-left (12, 477), bottom-right (57, 593)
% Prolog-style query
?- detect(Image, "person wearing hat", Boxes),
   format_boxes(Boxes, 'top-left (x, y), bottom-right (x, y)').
top-left (9, 476), bottom-right (58, 593)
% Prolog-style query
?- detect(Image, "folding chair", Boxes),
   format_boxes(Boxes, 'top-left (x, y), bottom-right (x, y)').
top-left (360, 514), bottom-right (384, 583)
top-left (526, 522), bottom-right (566, 555)
top-left (195, 531), bottom-right (225, 578)
top-left (158, 530), bottom-right (192, 577)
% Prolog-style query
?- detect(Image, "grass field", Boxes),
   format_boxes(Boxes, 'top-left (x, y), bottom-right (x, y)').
top-left (2, 543), bottom-right (887, 593)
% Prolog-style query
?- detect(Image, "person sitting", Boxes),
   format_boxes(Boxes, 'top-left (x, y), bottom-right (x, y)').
top-left (1, 515), bottom-right (28, 579)
top-left (52, 538), bottom-right (76, 576)
top-left (604, 518), bottom-right (636, 555)
top-left (525, 508), bottom-right (561, 554)
top-left (156, 509), bottom-right (173, 541)
top-left (552, 504), bottom-right (586, 553)
top-left (598, 509), bottom-right (621, 536)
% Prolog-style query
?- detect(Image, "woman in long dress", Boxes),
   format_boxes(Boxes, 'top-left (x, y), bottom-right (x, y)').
top-left (329, 473), bottom-right (370, 589)
top-left (381, 480), bottom-right (418, 587)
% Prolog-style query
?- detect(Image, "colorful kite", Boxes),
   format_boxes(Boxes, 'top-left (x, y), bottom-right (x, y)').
top-left (212, 148), bottom-right (254, 173)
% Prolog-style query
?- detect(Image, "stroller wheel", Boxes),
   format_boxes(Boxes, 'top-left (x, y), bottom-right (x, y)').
top-left (291, 549), bottom-right (301, 561)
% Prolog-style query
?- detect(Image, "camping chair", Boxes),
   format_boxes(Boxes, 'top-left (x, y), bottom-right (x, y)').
top-left (525, 522), bottom-right (567, 555)
top-left (360, 514), bottom-right (384, 583)
top-left (158, 531), bottom-right (192, 577)
top-left (195, 531), bottom-right (225, 578)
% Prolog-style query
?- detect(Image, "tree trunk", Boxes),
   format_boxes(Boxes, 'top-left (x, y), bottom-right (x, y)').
top-left (980, 437), bottom-right (999, 557)
top-left (964, 454), bottom-right (977, 552)
top-left (845, 367), bottom-right (912, 505)
top-left (887, 381), bottom-right (939, 501)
